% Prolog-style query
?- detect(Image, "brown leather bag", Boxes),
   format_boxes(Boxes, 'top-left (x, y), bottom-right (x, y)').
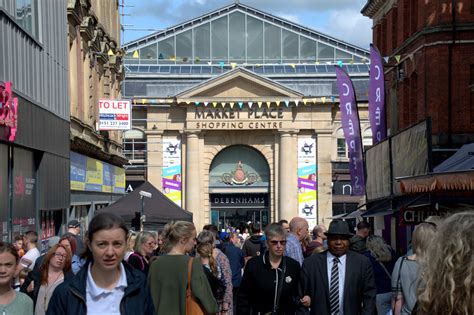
top-left (186, 257), bottom-right (205, 315)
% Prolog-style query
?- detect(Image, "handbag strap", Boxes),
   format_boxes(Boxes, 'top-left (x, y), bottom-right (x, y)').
top-left (273, 257), bottom-right (287, 314)
top-left (393, 256), bottom-right (406, 313)
top-left (187, 257), bottom-right (193, 294)
top-left (378, 260), bottom-right (392, 280)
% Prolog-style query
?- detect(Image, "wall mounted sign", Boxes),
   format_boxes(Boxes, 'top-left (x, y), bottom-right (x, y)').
top-left (162, 136), bottom-right (182, 206)
top-left (210, 193), bottom-right (268, 208)
top-left (298, 136), bottom-right (317, 228)
top-left (0, 82), bottom-right (18, 142)
top-left (98, 99), bottom-right (131, 130)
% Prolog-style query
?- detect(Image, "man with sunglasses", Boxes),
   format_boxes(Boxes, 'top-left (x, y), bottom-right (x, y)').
top-left (237, 223), bottom-right (301, 315)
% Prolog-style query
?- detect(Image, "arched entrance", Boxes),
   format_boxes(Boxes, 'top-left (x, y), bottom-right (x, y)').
top-left (209, 145), bottom-right (270, 232)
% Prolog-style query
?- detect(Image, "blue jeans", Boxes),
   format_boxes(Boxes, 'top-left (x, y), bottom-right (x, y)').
top-left (376, 292), bottom-right (393, 315)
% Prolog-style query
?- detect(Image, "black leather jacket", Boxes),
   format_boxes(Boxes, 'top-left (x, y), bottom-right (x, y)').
top-left (46, 260), bottom-right (155, 315)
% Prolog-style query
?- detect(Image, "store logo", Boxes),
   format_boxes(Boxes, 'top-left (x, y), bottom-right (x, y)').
top-left (166, 143), bottom-right (179, 155)
top-left (0, 82), bottom-right (18, 142)
top-left (301, 142), bottom-right (313, 155)
top-left (221, 161), bottom-right (259, 186)
top-left (301, 204), bottom-right (314, 216)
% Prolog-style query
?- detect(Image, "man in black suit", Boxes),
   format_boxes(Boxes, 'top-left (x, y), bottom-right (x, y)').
top-left (298, 220), bottom-right (376, 315)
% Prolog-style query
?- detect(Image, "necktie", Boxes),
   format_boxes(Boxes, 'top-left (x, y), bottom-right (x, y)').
top-left (329, 257), bottom-right (340, 314)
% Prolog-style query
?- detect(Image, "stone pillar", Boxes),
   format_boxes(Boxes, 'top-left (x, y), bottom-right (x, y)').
top-left (145, 130), bottom-right (163, 189)
top-left (185, 130), bottom-right (201, 228)
top-left (316, 131), bottom-right (333, 224)
top-left (279, 130), bottom-right (297, 221)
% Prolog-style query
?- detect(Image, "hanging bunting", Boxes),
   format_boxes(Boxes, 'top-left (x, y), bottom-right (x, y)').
top-left (230, 102), bottom-right (235, 108)
top-left (141, 98), bottom-right (146, 104)
top-left (204, 102), bottom-right (209, 107)
top-left (132, 50), bottom-right (139, 58)
top-left (321, 97), bottom-right (326, 104)
top-left (150, 99), bottom-right (157, 104)
top-left (212, 102), bottom-right (217, 108)
top-left (219, 61), bottom-right (225, 68)
top-left (395, 55), bottom-right (401, 63)
top-left (277, 101), bottom-right (282, 107)
top-left (186, 101), bottom-right (191, 105)
top-left (238, 102), bottom-right (243, 109)
top-left (315, 61), bottom-right (320, 65)
top-left (231, 63), bottom-right (237, 69)
top-left (207, 62), bottom-right (212, 65)
top-left (258, 101), bottom-right (263, 108)
top-left (266, 101), bottom-right (271, 108)
top-left (248, 102), bottom-right (254, 108)
top-left (337, 60), bottom-right (343, 67)
top-left (290, 64), bottom-right (296, 69)
top-left (331, 96), bottom-right (335, 102)
top-left (303, 99), bottom-right (308, 105)
top-left (383, 56), bottom-right (390, 63)
top-left (195, 101), bottom-right (200, 106)
top-left (284, 100), bottom-right (289, 107)
top-left (294, 100), bottom-right (299, 106)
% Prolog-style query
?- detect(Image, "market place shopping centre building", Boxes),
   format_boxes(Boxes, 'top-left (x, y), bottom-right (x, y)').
top-left (122, 2), bottom-right (372, 230)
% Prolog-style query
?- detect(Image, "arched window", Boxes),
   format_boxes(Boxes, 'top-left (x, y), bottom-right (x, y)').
top-left (123, 129), bottom-right (146, 161)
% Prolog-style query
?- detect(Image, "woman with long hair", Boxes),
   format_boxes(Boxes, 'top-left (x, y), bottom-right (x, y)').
top-left (148, 221), bottom-right (217, 314)
top-left (46, 212), bottom-right (155, 314)
top-left (59, 234), bottom-right (84, 274)
top-left (0, 242), bottom-right (33, 314)
top-left (128, 231), bottom-right (156, 274)
top-left (33, 244), bottom-right (72, 314)
top-left (364, 235), bottom-right (396, 315)
top-left (196, 230), bottom-right (227, 310)
top-left (391, 222), bottom-right (437, 315)
top-left (416, 211), bottom-right (473, 315)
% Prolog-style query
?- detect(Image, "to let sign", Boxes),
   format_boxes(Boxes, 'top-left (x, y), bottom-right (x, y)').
top-left (98, 99), bottom-right (131, 130)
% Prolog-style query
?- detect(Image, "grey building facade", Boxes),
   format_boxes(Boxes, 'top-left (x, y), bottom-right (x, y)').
top-left (0, 0), bottom-right (70, 243)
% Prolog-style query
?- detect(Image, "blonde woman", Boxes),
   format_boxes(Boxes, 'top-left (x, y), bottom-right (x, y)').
top-left (391, 222), bottom-right (437, 315)
top-left (124, 231), bottom-right (138, 262)
top-left (128, 231), bottom-right (156, 274)
top-left (148, 221), bottom-right (217, 315)
top-left (364, 235), bottom-right (396, 315)
top-left (416, 211), bottom-right (473, 315)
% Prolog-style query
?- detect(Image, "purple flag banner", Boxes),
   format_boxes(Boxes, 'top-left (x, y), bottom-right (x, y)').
top-left (369, 44), bottom-right (386, 144)
top-left (335, 66), bottom-right (365, 195)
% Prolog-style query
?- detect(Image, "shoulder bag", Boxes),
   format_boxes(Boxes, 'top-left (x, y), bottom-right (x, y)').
top-left (186, 257), bottom-right (206, 315)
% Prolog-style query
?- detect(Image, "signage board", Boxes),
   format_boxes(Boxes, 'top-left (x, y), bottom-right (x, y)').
top-left (210, 194), bottom-right (269, 208)
top-left (399, 206), bottom-right (443, 226)
top-left (98, 99), bottom-right (131, 130)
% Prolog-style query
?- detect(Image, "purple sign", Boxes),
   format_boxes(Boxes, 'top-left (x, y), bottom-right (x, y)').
top-left (369, 44), bottom-right (386, 144)
top-left (335, 66), bottom-right (365, 195)
top-left (162, 178), bottom-right (182, 191)
top-left (298, 178), bottom-right (316, 190)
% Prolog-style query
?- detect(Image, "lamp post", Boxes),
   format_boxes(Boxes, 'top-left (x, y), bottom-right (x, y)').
top-left (138, 190), bottom-right (152, 232)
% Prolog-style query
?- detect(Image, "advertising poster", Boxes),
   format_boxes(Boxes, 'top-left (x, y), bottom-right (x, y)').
top-left (162, 136), bottom-right (182, 206)
top-left (98, 99), bottom-right (131, 130)
top-left (297, 136), bottom-right (317, 228)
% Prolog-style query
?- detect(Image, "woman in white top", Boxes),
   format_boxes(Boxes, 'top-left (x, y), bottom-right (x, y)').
top-left (0, 242), bottom-right (33, 314)
top-left (33, 244), bottom-right (72, 315)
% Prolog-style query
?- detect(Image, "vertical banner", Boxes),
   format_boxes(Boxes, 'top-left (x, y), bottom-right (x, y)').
top-left (298, 136), bottom-right (317, 228)
top-left (162, 136), bottom-right (182, 206)
top-left (335, 66), bottom-right (365, 195)
top-left (369, 44), bottom-right (386, 144)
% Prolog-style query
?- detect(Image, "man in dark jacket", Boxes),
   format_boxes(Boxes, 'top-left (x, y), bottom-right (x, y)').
top-left (242, 225), bottom-right (264, 261)
top-left (46, 260), bottom-right (155, 314)
top-left (350, 221), bottom-right (370, 253)
top-left (222, 232), bottom-right (245, 314)
top-left (237, 223), bottom-right (301, 315)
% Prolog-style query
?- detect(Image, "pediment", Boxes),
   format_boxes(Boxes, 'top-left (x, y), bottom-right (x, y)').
top-left (176, 68), bottom-right (303, 100)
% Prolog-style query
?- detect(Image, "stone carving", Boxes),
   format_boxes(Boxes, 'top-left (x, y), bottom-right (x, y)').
top-left (221, 161), bottom-right (259, 185)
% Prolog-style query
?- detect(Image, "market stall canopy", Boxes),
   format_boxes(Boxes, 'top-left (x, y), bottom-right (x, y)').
top-left (398, 143), bottom-right (474, 194)
top-left (97, 181), bottom-right (192, 229)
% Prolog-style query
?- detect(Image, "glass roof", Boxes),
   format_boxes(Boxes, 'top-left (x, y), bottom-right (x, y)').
top-left (124, 8), bottom-right (369, 67)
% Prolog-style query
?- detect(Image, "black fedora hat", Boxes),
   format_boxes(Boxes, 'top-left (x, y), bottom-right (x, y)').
top-left (324, 220), bottom-right (353, 238)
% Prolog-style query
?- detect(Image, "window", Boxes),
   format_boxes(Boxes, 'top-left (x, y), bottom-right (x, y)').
top-left (194, 23), bottom-right (210, 62)
top-left (139, 43), bottom-right (157, 64)
top-left (123, 129), bottom-right (146, 161)
top-left (176, 30), bottom-right (192, 63)
top-left (264, 23), bottom-right (281, 62)
top-left (363, 128), bottom-right (373, 151)
top-left (15, 0), bottom-right (39, 38)
top-left (247, 16), bottom-right (263, 63)
top-left (300, 36), bottom-right (316, 61)
top-left (337, 138), bottom-right (347, 158)
top-left (229, 12), bottom-right (245, 62)
top-left (211, 16), bottom-right (228, 61)
top-left (282, 29), bottom-right (298, 63)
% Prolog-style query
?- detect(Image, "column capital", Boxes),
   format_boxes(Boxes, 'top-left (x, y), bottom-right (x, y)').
top-left (278, 129), bottom-right (299, 136)
top-left (145, 129), bottom-right (163, 136)
top-left (184, 129), bottom-right (201, 137)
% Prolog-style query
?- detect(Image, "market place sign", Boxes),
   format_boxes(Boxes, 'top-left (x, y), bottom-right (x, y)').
top-left (192, 107), bottom-right (286, 130)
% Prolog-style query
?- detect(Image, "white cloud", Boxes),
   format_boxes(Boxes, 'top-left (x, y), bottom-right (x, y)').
top-left (319, 9), bottom-right (372, 48)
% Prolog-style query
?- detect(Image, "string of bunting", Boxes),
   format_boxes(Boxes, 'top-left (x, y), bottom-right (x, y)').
top-left (131, 98), bottom-right (339, 106)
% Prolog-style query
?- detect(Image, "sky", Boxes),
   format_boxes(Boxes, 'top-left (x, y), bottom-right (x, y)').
top-left (121, 0), bottom-right (373, 49)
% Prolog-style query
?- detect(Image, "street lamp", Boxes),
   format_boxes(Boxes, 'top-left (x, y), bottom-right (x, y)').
top-left (139, 190), bottom-right (152, 231)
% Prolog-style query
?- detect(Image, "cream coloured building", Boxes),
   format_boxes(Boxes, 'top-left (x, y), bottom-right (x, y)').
top-left (122, 3), bottom-right (371, 230)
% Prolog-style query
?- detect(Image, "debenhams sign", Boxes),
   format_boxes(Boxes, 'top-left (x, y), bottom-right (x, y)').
top-left (192, 107), bottom-right (285, 130)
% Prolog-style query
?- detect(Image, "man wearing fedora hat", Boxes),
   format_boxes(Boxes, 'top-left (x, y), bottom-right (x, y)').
top-left (298, 220), bottom-right (376, 315)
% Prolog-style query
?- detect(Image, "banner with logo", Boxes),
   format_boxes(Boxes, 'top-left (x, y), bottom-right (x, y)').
top-left (98, 99), bottom-right (131, 130)
top-left (298, 136), bottom-right (317, 228)
top-left (162, 136), bottom-right (182, 206)
top-left (335, 66), bottom-right (365, 195)
top-left (369, 44), bottom-right (386, 144)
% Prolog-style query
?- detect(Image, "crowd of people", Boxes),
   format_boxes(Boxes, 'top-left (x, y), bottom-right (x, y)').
top-left (0, 211), bottom-right (471, 314)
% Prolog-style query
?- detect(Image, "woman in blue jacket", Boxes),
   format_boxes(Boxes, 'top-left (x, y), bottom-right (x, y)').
top-left (46, 212), bottom-right (155, 315)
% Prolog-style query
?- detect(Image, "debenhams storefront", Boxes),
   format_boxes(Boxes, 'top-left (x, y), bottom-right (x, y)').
top-left (122, 3), bottom-right (371, 230)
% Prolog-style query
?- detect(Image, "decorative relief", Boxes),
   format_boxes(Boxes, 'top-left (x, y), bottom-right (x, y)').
top-left (221, 161), bottom-right (260, 185)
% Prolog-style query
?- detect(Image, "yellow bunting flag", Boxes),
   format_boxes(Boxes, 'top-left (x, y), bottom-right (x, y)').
top-left (257, 102), bottom-right (263, 108)
top-left (107, 49), bottom-right (114, 56)
top-left (212, 102), bottom-right (217, 107)
top-left (230, 102), bottom-right (235, 108)
top-left (266, 101), bottom-right (271, 108)
top-left (290, 64), bottom-right (296, 69)
top-left (132, 50), bottom-right (139, 58)
top-left (231, 63), bottom-right (237, 69)
top-left (395, 55), bottom-right (401, 63)
top-left (141, 98), bottom-right (146, 105)
top-left (315, 61), bottom-right (320, 65)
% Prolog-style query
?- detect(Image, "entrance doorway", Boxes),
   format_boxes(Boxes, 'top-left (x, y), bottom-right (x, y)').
top-left (209, 145), bottom-right (270, 232)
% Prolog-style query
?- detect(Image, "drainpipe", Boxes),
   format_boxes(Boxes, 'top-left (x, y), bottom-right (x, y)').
top-left (447, 0), bottom-right (456, 147)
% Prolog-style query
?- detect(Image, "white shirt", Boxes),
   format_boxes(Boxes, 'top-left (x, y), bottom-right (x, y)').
top-left (20, 248), bottom-right (40, 269)
top-left (327, 252), bottom-right (347, 315)
top-left (86, 262), bottom-right (127, 315)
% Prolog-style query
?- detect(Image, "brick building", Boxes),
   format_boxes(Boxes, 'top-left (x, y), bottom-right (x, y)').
top-left (362, 0), bottom-right (474, 150)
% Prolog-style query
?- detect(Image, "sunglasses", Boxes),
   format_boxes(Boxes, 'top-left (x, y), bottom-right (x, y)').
top-left (269, 240), bottom-right (287, 246)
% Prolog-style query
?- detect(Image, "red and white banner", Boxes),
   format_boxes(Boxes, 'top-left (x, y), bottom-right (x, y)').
top-left (98, 99), bottom-right (131, 130)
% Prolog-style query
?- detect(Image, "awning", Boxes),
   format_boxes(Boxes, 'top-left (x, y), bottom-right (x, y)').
top-left (362, 198), bottom-right (393, 217)
top-left (344, 209), bottom-right (365, 219)
top-left (325, 213), bottom-right (348, 220)
top-left (398, 170), bottom-right (474, 194)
